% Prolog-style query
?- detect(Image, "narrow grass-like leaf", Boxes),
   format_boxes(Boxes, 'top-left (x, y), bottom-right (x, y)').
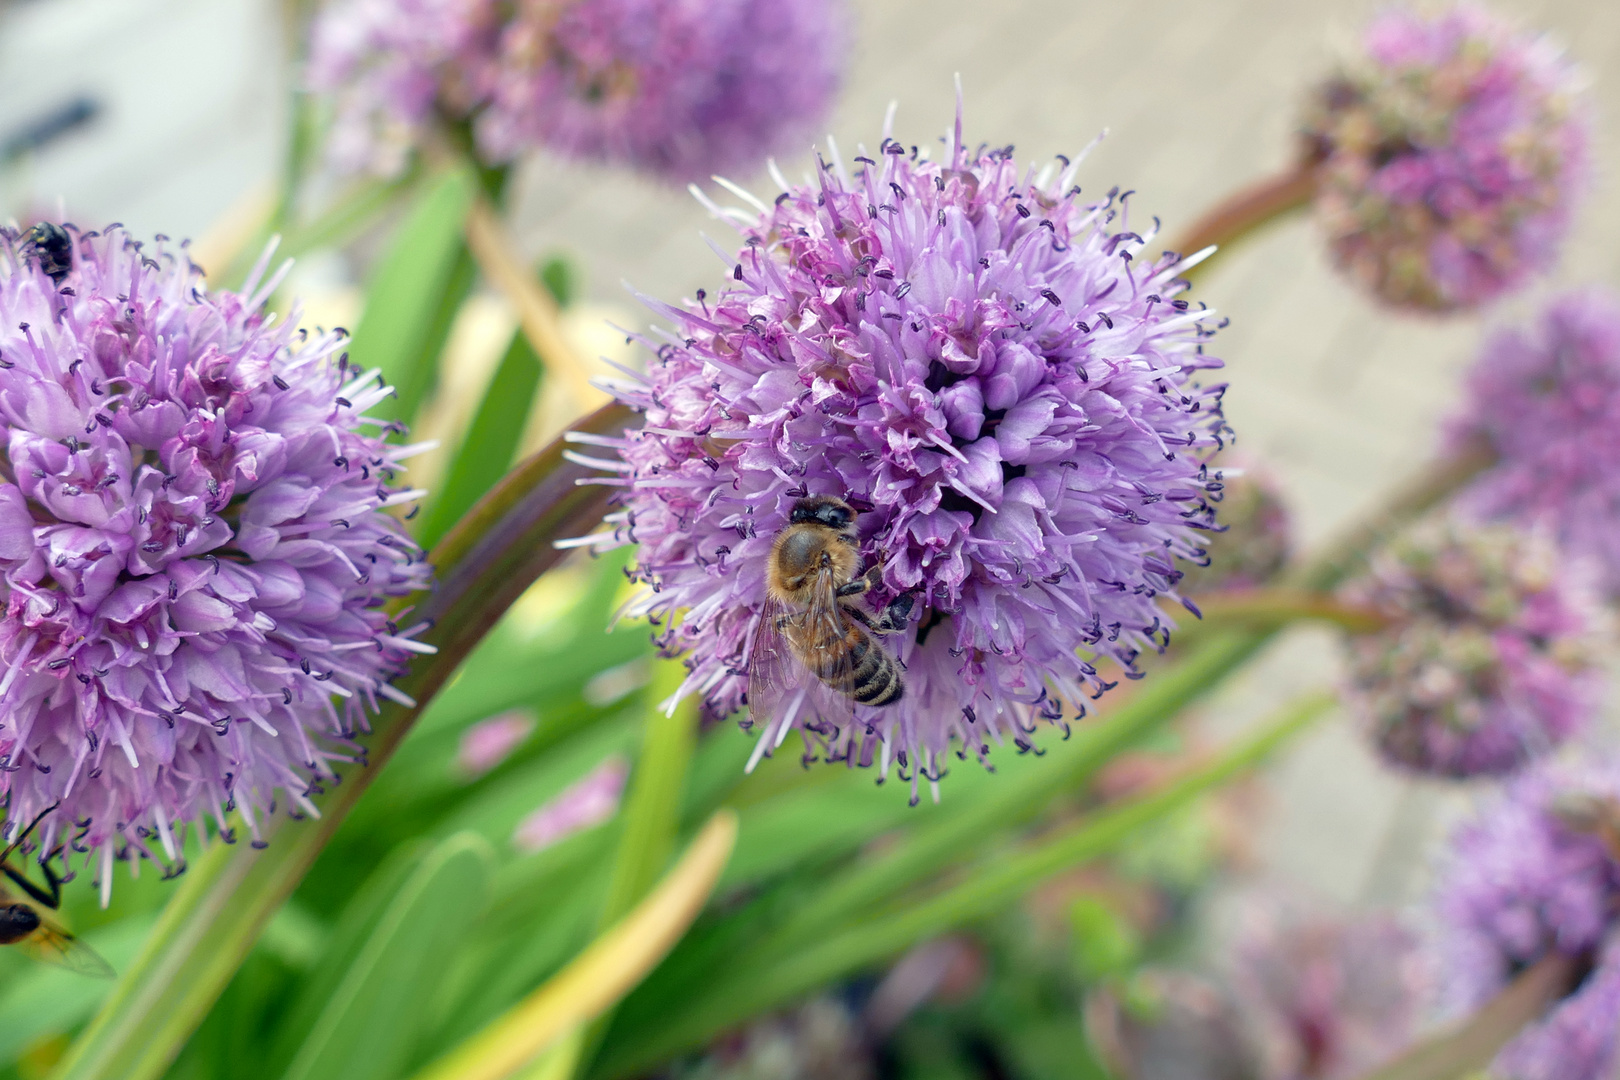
top-left (600, 660), bottom-right (700, 925)
top-left (347, 167), bottom-right (478, 423)
top-left (417, 332), bottom-right (542, 548)
top-left (279, 834), bottom-right (493, 1080)
top-left (48, 404), bottom-right (635, 1080)
top-left (410, 811), bottom-right (738, 1080)
top-left (593, 694), bottom-right (1331, 1078)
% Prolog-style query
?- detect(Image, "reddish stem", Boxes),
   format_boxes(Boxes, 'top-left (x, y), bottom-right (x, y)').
top-left (1168, 163), bottom-right (1319, 277)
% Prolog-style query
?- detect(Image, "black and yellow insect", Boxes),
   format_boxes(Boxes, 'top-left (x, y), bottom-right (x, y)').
top-left (0, 806), bottom-right (114, 978)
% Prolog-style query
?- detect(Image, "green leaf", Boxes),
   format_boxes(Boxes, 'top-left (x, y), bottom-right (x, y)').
top-left (1068, 896), bottom-right (1139, 982)
top-left (416, 332), bottom-right (542, 548)
top-left (48, 404), bottom-right (636, 1080)
top-left (278, 833), bottom-right (494, 1080)
top-left (600, 660), bottom-right (700, 926)
top-left (592, 693), bottom-right (1331, 1078)
top-left (347, 167), bottom-right (478, 423)
top-left (0, 917), bottom-right (156, 1063)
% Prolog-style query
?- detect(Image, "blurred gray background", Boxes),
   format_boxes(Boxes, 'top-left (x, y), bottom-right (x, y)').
top-left (3, 0), bottom-right (1618, 916)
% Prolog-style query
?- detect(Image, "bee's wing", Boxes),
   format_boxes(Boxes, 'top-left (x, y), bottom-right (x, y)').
top-left (1, 892), bottom-right (114, 979)
top-left (748, 583), bottom-right (855, 724)
top-left (746, 594), bottom-right (801, 731)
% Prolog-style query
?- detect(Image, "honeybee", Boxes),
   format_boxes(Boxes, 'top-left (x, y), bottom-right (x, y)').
top-left (23, 221), bottom-right (72, 284)
top-left (0, 806), bottom-right (114, 978)
top-left (748, 496), bottom-right (914, 727)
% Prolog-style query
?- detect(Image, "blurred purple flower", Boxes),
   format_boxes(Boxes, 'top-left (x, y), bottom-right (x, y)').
top-left (0, 225), bottom-right (432, 900)
top-left (511, 754), bottom-right (627, 854)
top-left (307, 0), bottom-right (849, 183)
top-left (1302, 4), bottom-right (1589, 311)
top-left (1179, 459), bottom-right (1292, 594)
top-left (1227, 899), bottom-right (1426, 1080)
top-left (571, 108), bottom-right (1230, 800)
top-left (1437, 759), bottom-right (1620, 1080)
top-left (1453, 288), bottom-right (1620, 597)
top-left (479, 0), bottom-right (850, 182)
top-left (1340, 520), bottom-right (1603, 779)
top-left (455, 709), bottom-right (534, 778)
top-left (306, 0), bottom-right (498, 177)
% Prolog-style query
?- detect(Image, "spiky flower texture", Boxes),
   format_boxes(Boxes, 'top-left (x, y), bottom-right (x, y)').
top-left (1302, 5), bottom-right (1588, 311)
top-left (0, 225), bottom-right (431, 898)
top-left (578, 111), bottom-right (1230, 799)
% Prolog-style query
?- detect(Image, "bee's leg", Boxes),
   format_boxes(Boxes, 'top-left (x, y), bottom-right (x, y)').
top-left (1, 859), bottom-right (60, 910)
top-left (836, 561), bottom-right (887, 599)
top-left (0, 801), bottom-right (60, 865)
top-left (871, 591), bottom-right (917, 635)
top-left (839, 590), bottom-right (917, 636)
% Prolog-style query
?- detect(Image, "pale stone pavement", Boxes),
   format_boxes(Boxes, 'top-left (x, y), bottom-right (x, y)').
top-left (4, 0), bottom-right (1620, 918)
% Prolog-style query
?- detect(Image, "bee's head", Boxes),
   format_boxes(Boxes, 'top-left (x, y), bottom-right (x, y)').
top-left (24, 221), bottom-right (69, 251)
top-left (790, 495), bottom-right (855, 530)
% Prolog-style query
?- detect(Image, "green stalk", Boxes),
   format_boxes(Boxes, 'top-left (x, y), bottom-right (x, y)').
top-left (595, 694), bottom-right (1332, 1078)
top-left (763, 629), bottom-right (1270, 951)
top-left (49, 404), bottom-right (635, 1080)
top-left (605, 444), bottom-right (1496, 1066)
top-left (601, 660), bottom-right (702, 926)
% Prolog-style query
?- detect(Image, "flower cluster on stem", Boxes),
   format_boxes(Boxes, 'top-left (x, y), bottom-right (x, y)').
top-left (573, 107), bottom-right (1231, 800)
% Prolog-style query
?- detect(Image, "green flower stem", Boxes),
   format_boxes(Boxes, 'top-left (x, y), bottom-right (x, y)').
top-left (1353, 951), bottom-right (1578, 1080)
top-left (601, 659), bottom-right (703, 926)
top-left (594, 693), bottom-right (1333, 1079)
top-left (49, 403), bottom-right (636, 1080)
top-left (611, 444), bottom-right (1496, 1063)
top-left (1168, 162), bottom-right (1318, 283)
top-left (1185, 588), bottom-right (1388, 633)
top-left (761, 628), bottom-right (1273, 953)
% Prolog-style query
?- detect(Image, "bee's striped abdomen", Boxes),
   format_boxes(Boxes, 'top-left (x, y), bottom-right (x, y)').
top-left (808, 622), bottom-right (903, 707)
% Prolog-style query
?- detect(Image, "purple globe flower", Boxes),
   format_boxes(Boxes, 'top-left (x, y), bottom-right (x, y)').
top-left (1437, 760), bottom-right (1620, 1080)
top-left (570, 109), bottom-right (1230, 800)
top-left (477, 0), bottom-right (849, 182)
top-left (1301, 4), bottom-right (1589, 311)
top-left (307, 0), bottom-right (850, 183)
top-left (1453, 288), bottom-right (1620, 598)
top-left (1340, 520), bottom-right (1603, 779)
top-left (306, 0), bottom-right (498, 177)
top-left (0, 224), bottom-right (432, 899)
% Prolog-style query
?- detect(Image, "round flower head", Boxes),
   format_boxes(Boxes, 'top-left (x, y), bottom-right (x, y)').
top-left (1227, 900), bottom-right (1425, 1080)
top-left (572, 107), bottom-right (1230, 800)
top-left (1177, 459), bottom-right (1291, 594)
top-left (477, 0), bottom-right (849, 182)
top-left (306, 0), bottom-right (498, 177)
top-left (1437, 759), bottom-right (1620, 1080)
top-left (1301, 4), bottom-right (1589, 311)
top-left (1340, 519), bottom-right (1603, 779)
top-left (1453, 287), bottom-right (1620, 598)
top-left (0, 225), bottom-right (432, 898)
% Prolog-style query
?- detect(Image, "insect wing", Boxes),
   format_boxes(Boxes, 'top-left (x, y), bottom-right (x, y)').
top-left (0, 890), bottom-right (114, 979)
top-left (800, 569), bottom-right (862, 708)
top-left (745, 595), bottom-right (801, 731)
